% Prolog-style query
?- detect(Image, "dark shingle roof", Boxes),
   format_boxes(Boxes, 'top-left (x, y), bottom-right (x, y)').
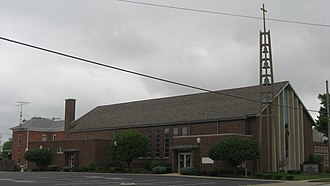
top-left (71, 81), bottom-right (290, 132)
top-left (11, 118), bottom-right (64, 131)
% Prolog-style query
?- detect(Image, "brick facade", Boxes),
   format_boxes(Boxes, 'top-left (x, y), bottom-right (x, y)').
top-left (11, 82), bottom-right (316, 173)
top-left (11, 129), bottom-right (65, 168)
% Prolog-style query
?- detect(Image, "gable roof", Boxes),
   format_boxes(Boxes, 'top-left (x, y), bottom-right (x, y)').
top-left (71, 81), bottom-right (292, 132)
top-left (11, 118), bottom-right (64, 132)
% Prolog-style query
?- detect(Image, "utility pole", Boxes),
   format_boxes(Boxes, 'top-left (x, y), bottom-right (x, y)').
top-left (326, 80), bottom-right (330, 170)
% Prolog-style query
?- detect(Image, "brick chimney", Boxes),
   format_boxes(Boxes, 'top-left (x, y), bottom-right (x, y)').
top-left (64, 98), bottom-right (76, 140)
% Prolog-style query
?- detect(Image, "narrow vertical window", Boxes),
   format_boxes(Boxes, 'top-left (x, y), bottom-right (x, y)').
top-left (18, 152), bottom-right (21, 164)
top-left (53, 134), bottom-right (57, 141)
top-left (155, 129), bottom-right (160, 158)
top-left (164, 128), bottom-right (169, 158)
top-left (18, 134), bottom-right (22, 147)
top-left (147, 130), bottom-right (152, 159)
top-left (173, 127), bottom-right (178, 136)
top-left (182, 127), bottom-right (188, 136)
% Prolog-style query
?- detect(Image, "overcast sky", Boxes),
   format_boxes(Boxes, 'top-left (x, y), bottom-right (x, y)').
top-left (0, 0), bottom-right (329, 145)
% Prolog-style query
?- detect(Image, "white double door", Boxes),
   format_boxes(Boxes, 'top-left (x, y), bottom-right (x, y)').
top-left (178, 152), bottom-right (191, 172)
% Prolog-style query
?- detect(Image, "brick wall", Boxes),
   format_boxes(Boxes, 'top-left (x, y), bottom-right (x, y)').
top-left (12, 129), bottom-right (65, 167)
top-left (303, 111), bottom-right (314, 161)
top-left (173, 134), bottom-right (255, 172)
top-left (28, 139), bottom-right (112, 170)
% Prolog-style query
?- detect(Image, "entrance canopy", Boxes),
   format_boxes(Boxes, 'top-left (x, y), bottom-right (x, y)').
top-left (170, 145), bottom-right (198, 151)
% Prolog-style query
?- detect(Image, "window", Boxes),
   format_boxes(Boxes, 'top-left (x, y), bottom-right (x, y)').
top-left (53, 134), bottom-right (57, 141)
top-left (182, 127), bottom-right (188, 136)
top-left (42, 134), bottom-right (47, 141)
top-left (18, 134), bottom-right (22, 147)
top-left (173, 127), bottom-right (178, 136)
top-left (164, 128), bottom-right (169, 158)
top-left (155, 129), bottom-right (160, 158)
top-left (18, 152), bottom-right (21, 164)
top-left (147, 130), bottom-right (152, 159)
top-left (56, 147), bottom-right (63, 154)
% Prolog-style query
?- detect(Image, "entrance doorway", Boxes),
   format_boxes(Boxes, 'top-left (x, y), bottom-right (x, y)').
top-left (178, 153), bottom-right (191, 172)
top-left (68, 153), bottom-right (75, 168)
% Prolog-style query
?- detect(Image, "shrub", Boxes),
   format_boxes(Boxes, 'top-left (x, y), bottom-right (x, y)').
top-left (255, 173), bottom-right (264, 179)
top-left (88, 162), bottom-right (96, 172)
top-left (148, 161), bottom-right (171, 173)
top-left (152, 166), bottom-right (167, 174)
top-left (78, 167), bottom-right (89, 172)
top-left (287, 170), bottom-right (300, 175)
top-left (285, 175), bottom-right (294, 180)
top-left (263, 174), bottom-right (273, 179)
top-left (273, 174), bottom-right (283, 180)
top-left (62, 166), bottom-right (73, 172)
top-left (47, 165), bottom-right (60, 171)
top-left (198, 170), bottom-right (208, 176)
top-left (150, 160), bottom-right (161, 169)
top-left (123, 168), bottom-right (131, 173)
top-left (165, 167), bottom-right (172, 173)
top-left (131, 168), bottom-right (149, 174)
top-left (218, 170), bottom-right (234, 175)
top-left (207, 170), bottom-right (220, 177)
top-left (180, 167), bottom-right (195, 175)
top-left (108, 167), bottom-right (119, 173)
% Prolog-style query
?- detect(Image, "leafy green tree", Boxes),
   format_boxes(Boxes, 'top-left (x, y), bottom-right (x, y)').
top-left (208, 137), bottom-right (259, 174)
top-left (1, 138), bottom-right (12, 159)
top-left (110, 129), bottom-right (148, 168)
top-left (315, 93), bottom-right (330, 137)
top-left (24, 148), bottom-right (51, 169)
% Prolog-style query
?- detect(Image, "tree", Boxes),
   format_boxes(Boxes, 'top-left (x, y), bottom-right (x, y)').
top-left (208, 137), bottom-right (259, 174)
top-left (315, 93), bottom-right (330, 137)
top-left (1, 138), bottom-right (12, 159)
top-left (110, 129), bottom-right (148, 168)
top-left (24, 148), bottom-right (51, 169)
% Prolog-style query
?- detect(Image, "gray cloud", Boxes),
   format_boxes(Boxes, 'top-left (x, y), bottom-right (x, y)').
top-left (0, 0), bottom-right (329, 143)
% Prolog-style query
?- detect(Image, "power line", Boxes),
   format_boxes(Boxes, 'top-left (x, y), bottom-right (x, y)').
top-left (0, 37), bottom-right (259, 103)
top-left (117, 0), bottom-right (330, 28)
top-left (0, 36), bottom-right (321, 114)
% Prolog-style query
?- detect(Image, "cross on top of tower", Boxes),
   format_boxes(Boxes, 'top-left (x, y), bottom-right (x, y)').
top-left (260, 4), bottom-right (267, 33)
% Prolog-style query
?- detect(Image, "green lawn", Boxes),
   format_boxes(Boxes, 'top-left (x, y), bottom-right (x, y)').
top-left (309, 178), bottom-right (330, 182)
top-left (292, 173), bottom-right (330, 181)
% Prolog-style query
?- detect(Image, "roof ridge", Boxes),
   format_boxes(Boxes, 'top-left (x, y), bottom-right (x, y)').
top-left (71, 81), bottom-right (290, 131)
top-left (97, 81), bottom-right (290, 108)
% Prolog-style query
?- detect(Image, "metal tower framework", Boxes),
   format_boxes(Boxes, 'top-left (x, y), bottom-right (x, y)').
top-left (17, 101), bottom-right (30, 127)
top-left (259, 4), bottom-right (275, 172)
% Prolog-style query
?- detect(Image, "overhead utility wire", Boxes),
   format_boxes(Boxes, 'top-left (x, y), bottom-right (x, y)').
top-left (117, 0), bottom-right (330, 28)
top-left (0, 36), bottom-right (320, 114)
top-left (0, 37), bottom-right (258, 103)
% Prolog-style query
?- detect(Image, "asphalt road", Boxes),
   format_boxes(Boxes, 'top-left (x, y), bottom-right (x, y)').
top-left (0, 172), bottom-right (277, 186)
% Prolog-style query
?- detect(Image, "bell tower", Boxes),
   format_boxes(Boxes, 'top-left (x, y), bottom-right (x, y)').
top-left (259, 4), bottom-right (275, 172)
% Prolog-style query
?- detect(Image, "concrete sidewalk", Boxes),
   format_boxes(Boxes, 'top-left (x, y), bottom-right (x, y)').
top-left (165, 173), bottom-right (330, 186)
top-left (256, 180), bottom-right (330, 186)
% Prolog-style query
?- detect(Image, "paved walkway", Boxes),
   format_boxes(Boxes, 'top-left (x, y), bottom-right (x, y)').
top-left (166, 173), bottom-right (330, 186)
top-left (257, 180), bottom-right (330, 186)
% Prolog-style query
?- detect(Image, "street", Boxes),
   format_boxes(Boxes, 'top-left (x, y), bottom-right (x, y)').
top-left (0, 172), bottom-right (276, 186)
